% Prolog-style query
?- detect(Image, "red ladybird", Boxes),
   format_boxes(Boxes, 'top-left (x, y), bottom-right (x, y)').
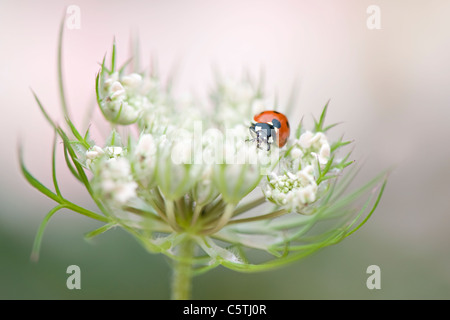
top-left (249, 110), bottom-right (290, 151)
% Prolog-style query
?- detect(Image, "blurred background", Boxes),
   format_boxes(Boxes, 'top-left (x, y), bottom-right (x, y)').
top-left (1, 0), bottom-right (450, 299)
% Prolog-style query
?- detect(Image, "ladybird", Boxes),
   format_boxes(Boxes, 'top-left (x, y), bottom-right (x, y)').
top-left (249, 110), bottom-right (290, 151)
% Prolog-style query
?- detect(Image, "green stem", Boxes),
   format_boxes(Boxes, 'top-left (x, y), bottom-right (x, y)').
top-left (190, 204), bottom-right (203, 227)
top-left (227, 208), bottom-right (288, 225)
top-left (171, 238), bottom-right (195, 300)
top-left (201, 203), bottom-right (235, 235)
top-left (232, 196), bottom-right (266, 217)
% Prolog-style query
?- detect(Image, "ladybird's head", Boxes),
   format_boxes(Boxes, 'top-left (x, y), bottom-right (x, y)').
top-left (248, 121), bottom-right (279, 151)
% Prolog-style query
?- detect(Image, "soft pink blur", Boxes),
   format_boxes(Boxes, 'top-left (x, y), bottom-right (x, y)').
top-left (2, 0), bottom-right (450, 291)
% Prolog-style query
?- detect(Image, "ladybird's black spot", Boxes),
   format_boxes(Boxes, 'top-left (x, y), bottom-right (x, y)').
top-left (286, 120), bottom-right (290, 129)
top-left (273, 111), bottom-right (280, 114)
top-left (272, 119), bottom-right (281, 128)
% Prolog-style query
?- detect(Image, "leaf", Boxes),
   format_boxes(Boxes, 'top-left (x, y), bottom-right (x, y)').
top-left (323, 122), bottom-right (343, 132)
top-left (19, 143), bottom-right (61, 203)
top-left (118, 57), bottom-right (133, 76)
top-left (100, 53), bottom-right (109, 74)
top-left (58, 127), bottom-right (92, 193)
top-left (314, 99), bottom-right (330, 132)
top-left (51, 131), bottom-right (62, 197)
top-left (344, 178), bottom-right (388, 238)
top-left (83, 126), bottom-right (95, 147)
top-left (331, 135), bottom-right (353, 153)
top-left (95, 71), bottom-right (108, 121)
top-left (295, 116), bottom-right (304, 139)
top-left (31, 89), bottom-right (57, 130)
top-left (63, 143), bottom-right (82, 182)
top-left (111, 37), bottom-right (117, 73)
top-left (84, 223), bottom-right (116, 240)
top-left (105, 129), bottom-right (122, 147)
top-left (66, 117), bottom-right (90, 149)
top-left (31, 205), bottom-right (67, 262)
top-left (57, 16), bottom-right (69, 119)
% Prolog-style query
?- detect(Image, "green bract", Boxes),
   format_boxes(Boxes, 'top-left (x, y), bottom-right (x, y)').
top-left (21, 23), bottom-right (388, 300)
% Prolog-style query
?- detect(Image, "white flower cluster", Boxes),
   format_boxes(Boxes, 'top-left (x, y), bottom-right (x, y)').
top-left (100, 70), bottom-right (175, 128)
top-left (133, 133), bottom-right (158, 189)
top-left (96, 157), bottom-right (137, 205)
top-left (100, 72), bottom-right (152, 125)
top-left (25, 37), bottom-right (385, 281)
top-left (262, 130), bottom-right (331, 213)
top-left (264, 166), bottom-right (317, 213)
top-left (85, 145), bottom-right (124, 168)
top-left (289, 131), bottom-right (331, 170)
top-left (93, 66), bottom-right (336, 218)
top-left (85, 144), bottom-right (138, 205)
top-left (211, 78), bottom-right (267, 128)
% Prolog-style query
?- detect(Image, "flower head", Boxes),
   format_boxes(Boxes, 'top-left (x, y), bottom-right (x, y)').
top-left (263, 166), bottom-right (318, 214)
top-left (23, 38), bottom-right (388, 299)
top-left (94, 157), bottom-right (137, 205)
top-left (98, 72), bottom-right (147, 125)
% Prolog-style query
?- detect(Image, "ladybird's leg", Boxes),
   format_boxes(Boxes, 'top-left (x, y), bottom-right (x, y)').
top-left (257, 132), bottom-right (263, 149)
top-left (247, 126), bottom-right (257, 143)
top-left (256, 134), bottom-right (264, 150)
top-left (246, 132), bottom-right (256, 142)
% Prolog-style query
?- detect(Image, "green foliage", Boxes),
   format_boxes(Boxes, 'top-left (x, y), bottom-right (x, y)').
top-left (21, 17), bottom-right (389, 300)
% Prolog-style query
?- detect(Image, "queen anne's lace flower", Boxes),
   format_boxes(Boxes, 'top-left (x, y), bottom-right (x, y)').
top-left (297, 131), bottom-right (331, 166)
top-left (132, 133), bottom-right (158, 188)
top-left (261, 130), bottom-right (333, 213)
top-left (264, 166), bottom-right (318, 213)
top-left (85, 145), bottom-right (104, 167)
top-left (99, 72), bottom-right (152, 125)
top-left (95, 157), bottom-right (137, 205)
top-left (24, 38), bottom-right (387, 300)
top-left (211, 77), bottom-right (267, 128)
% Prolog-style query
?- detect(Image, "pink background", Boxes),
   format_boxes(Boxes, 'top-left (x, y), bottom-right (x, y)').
top-left (1, 0), bottom-right (450, 298)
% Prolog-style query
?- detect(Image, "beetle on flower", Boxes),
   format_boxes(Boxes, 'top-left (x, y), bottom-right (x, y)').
top-left (20, 25), bottom-right (388, 300)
